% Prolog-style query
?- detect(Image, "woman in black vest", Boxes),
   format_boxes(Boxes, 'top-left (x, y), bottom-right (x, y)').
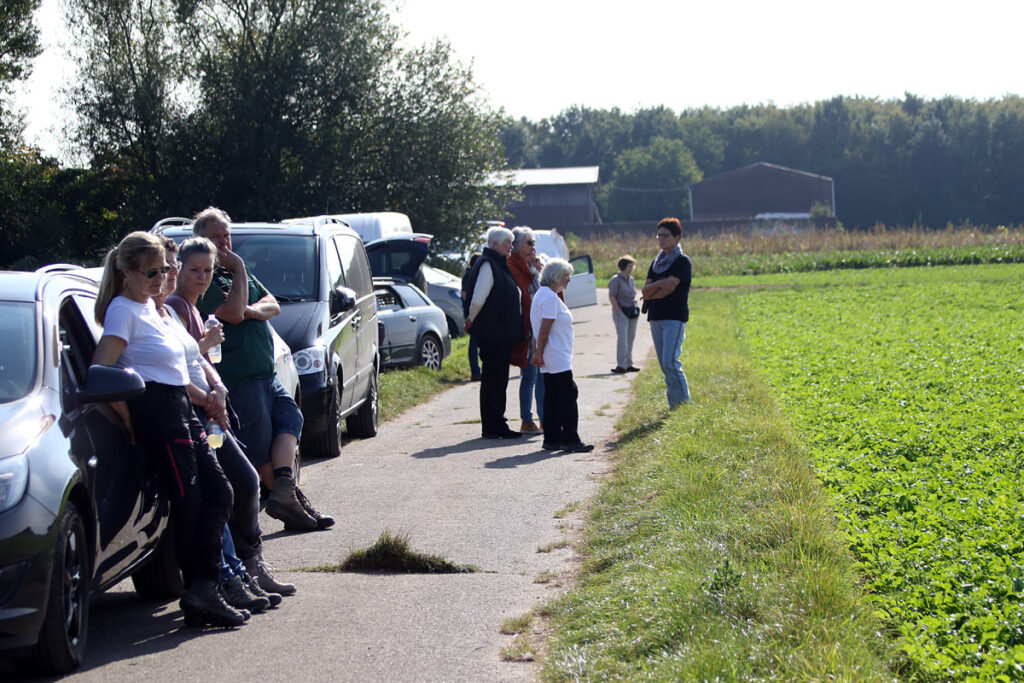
top-left (464, 227), bottom-right (525, 438)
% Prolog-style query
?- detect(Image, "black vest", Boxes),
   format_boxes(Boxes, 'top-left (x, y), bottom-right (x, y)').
top-left (464, 247), bottom-right (524, 344)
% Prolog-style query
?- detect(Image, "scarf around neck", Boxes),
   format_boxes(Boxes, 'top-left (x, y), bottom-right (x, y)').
top-left (651, 245), bottom-right (682, 274)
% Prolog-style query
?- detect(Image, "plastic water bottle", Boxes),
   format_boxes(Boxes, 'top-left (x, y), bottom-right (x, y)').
top-left (206, 419), bottom-right (224, 450)
top-left (205, 315), bottom-right (222, 363)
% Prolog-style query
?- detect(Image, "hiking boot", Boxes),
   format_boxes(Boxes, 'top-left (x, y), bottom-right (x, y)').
top-left (296, 487), bottom-right (335, 530)
top-left (520, 420), bottom-right (542, 434)
top-left (243, 555), bottom-right (296, 597)
top-left (243, 572), bottom-right (283, 607)
top-left (179, 579), bottom-right (248, 627)
top-left (266, 476), bottom-right (317, 531)
top-left (221, 574), bottom-right (271, 613)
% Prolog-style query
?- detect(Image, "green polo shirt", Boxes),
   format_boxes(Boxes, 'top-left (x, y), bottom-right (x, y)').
top-left (196, 265), bottom-right (275, 385)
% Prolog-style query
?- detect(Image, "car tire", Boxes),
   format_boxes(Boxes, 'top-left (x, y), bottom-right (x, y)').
top-left (418, 333), bottom-right (443, 370)
top-left (308, 381), bottom-right (343, 459)
top-left (130, 522), bottom-right (184, 600)
top-left (346, 366), bottom-right (378, 438)
top-left (28, 502), bottom-right (89, 675)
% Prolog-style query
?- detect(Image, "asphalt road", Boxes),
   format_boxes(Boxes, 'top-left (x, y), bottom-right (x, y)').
top-left (56, 292), bottom-right (652, 682)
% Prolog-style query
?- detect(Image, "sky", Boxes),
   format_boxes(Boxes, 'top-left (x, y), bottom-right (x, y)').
top-left (13, 0), bottom-right (1024, 160)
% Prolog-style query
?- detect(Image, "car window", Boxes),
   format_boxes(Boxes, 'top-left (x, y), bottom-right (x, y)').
top-left (396, 284), bottom-right (430, 308)
top-left (336, 235), bottom-right (373, 297)
top-left (325, 236), bottom-right (345, 291)
top-left (0, 302), bottom-right (37, 403)
top-left (231, 234), bottom-right (317, 298)
top-left (375, 287), bottom-right (403, 311)
top-left (57, 296), bottom-right (96, 396)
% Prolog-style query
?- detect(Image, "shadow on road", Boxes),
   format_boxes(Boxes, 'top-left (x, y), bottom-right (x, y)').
top-left (483, 449), bottom-right (566, 469)
top-left (410, 435), bottom-right (541, 459)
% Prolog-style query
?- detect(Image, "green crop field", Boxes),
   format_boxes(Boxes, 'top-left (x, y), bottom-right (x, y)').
top-left (734, 264), bottom-right (1024, 679)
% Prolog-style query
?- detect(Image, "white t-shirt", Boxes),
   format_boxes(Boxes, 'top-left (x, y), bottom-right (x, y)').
top-left (530, 286), bottom-right (573, 374)
top-left (102, 296), bottom-right (189, 386)
top-left (165, 307), bottom-right (211, 392)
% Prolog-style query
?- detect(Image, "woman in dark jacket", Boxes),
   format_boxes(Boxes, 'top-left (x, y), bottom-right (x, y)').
top-left (463, 226), bottom-right (524, 439)
top-left (641, 217), bottom-right (692, 407)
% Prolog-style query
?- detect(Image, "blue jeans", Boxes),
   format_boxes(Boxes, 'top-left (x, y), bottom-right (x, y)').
top-left (650, 319), bottom-right (691, 407)
top-left (219, 526), bottom-right (245, 582)
top-left (519, 347), bottom-right (545, 423)
top-left (227, 376), bottom-right (303, 468)
top-left (468, 332), bottom-right (480, 377)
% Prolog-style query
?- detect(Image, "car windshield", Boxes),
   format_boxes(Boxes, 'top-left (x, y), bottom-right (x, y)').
top-left (0, 302), bottom-right (38, 403)
top-left (230, 234), bottom-right (317, 299)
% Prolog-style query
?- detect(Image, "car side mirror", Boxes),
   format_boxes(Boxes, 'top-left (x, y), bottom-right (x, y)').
top-left (331, 285), bottom-right (358, 315)
top-left (78, 365), bottom-right (146, 404)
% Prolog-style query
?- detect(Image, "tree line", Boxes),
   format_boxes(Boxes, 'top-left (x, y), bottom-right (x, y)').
top-left (0, 0), bottom-right (514, 268)
top-left (501, 95), bottom-right (1024, 228)
top-left (3, 2), bottom-right (1023, 270)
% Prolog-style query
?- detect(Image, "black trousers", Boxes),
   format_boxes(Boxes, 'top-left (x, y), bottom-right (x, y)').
top-left (195, 406), bottom-right (262, 562)
top-left (129, 383), bottom-right (233, 585)
top-left (478, 339), bottom-right (513, 435)
top-left (542, 370), bottom-right (580, 445)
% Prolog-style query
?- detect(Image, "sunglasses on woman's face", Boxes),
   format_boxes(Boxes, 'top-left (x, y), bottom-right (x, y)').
top-left (141, 265), bottom-right (171, 279)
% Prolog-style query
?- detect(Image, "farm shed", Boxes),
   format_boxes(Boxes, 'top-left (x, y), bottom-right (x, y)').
top-left (488, 166), bottom-right (602, 229)
top-left (688, 162), bottom-right (835, 221)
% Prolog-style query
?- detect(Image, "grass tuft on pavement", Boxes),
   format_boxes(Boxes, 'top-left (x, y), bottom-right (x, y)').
top-left (541, 289), bottom-right (895, 681)
top-left (313, 529), bottom-right (476, 574)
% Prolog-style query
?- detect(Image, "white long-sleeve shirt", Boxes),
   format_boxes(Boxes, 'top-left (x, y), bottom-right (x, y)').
top-left (467, 261), bottom-right (494, 323)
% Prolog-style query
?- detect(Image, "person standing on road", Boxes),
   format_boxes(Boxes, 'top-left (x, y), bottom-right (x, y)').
top-left (91, 231), bottom-right (244, 627)
top-left (460, 252), bottom-right (482, 382)
top-left (508, 226), bottom-right (545, 434)
top-left (641, 217), bottom-right (692, 408)
top-left (531, 258), bottom-right (594, 453)
top-left (608, 255), bottom-right (640, 374)
top-left (192, 207), bottom-right (335, 546)
top-left (463, 226), bottom-right (524, 440)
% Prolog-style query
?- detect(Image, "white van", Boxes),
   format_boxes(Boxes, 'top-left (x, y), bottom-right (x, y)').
top-left (532, 228), bottom-right (598, 309)
top-left (333, 212), bottom-right (413, 243)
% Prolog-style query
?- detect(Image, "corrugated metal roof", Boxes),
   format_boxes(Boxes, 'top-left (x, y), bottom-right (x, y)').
top-left (488, 166), bottom-right (600, 187)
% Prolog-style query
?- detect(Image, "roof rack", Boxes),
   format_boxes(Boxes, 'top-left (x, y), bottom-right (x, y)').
top-left (151, 217), bottom-right (193, 234)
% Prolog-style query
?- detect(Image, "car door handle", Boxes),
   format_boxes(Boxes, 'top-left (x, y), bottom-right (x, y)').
top-left (408, 315), bottom-right (416, 322)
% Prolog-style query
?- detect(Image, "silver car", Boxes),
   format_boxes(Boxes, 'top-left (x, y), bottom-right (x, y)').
top-left (374, 278), bottom-right (451, 370)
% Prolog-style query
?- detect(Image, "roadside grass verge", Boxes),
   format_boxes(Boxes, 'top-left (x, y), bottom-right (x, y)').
top-left (378, 334), bottom-right (470, 422)
top-left (308, 529), bottom-right (477, 574)
top-left (541, 289), bottom-right (895, 680)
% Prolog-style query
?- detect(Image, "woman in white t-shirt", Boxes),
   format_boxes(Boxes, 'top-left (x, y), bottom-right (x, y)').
top-left (91, 231), bottom-right (243, 628)
top-left (531, 258), bottom-right (594, 453)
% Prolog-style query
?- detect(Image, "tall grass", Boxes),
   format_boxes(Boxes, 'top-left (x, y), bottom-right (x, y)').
top-left (578, 224), bottom-right (1024, 283)
top-left (541, 290), bottom-right (895, 680)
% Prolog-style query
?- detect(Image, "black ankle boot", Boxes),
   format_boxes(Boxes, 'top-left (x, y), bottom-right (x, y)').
top-left (180, 579), bottom-right (248, 627)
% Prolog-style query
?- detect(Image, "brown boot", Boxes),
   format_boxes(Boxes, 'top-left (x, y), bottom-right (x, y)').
top-left (265, 476), bottom-right (317, 531)
top-left (520, 420), bottom-right (542, 434)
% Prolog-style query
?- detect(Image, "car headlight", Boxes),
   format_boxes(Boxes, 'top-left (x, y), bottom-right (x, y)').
top-left (293, 345), bottom-right (327, 376)
top-left (0, 453), bottom-right (29, 513)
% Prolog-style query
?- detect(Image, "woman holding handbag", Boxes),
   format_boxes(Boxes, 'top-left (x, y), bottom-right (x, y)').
top-left (608, 255), bottom-right (640, 374)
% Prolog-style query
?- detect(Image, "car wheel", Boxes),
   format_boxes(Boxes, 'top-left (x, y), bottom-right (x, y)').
top-left (29, 502), bottom-right (89, 675)
top-left (309, 381), bottom-right (343, 459)
top-left (346, 366), bottom-right (379, 438)
top-left (418, 333), bottom-right (443, 370)
top-left (130, 522), bottom-right (184, 600)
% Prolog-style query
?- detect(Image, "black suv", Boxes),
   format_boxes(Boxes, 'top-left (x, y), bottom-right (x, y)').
top-left (158, 217), bottom-right (379, 459)
top-left (0, 266), bottom-right (179, 675)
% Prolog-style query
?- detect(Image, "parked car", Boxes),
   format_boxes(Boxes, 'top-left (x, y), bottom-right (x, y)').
top-left (0, 265), bottom-right (179, 675)
top-left (374, 278), bottom-right (451, 369)
top-left (363, 233), bottom-right (466, 336)
top-left (156, 217), bottom-right (379, 460)
top-left (328, 212), bottom-right (413, 243)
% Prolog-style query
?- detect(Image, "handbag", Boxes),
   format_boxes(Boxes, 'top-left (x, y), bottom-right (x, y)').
top-left (623, 304), bottom-right (640, 319)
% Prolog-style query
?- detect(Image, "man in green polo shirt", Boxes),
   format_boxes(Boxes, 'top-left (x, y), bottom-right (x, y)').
top-left (193, 207), bottom-right (333, 537)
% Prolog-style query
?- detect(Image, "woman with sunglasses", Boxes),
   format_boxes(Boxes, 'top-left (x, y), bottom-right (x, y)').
top-left (640, 217), bottom-right (692, 408)
top-left (92, 231), bottom-right (243, 627)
